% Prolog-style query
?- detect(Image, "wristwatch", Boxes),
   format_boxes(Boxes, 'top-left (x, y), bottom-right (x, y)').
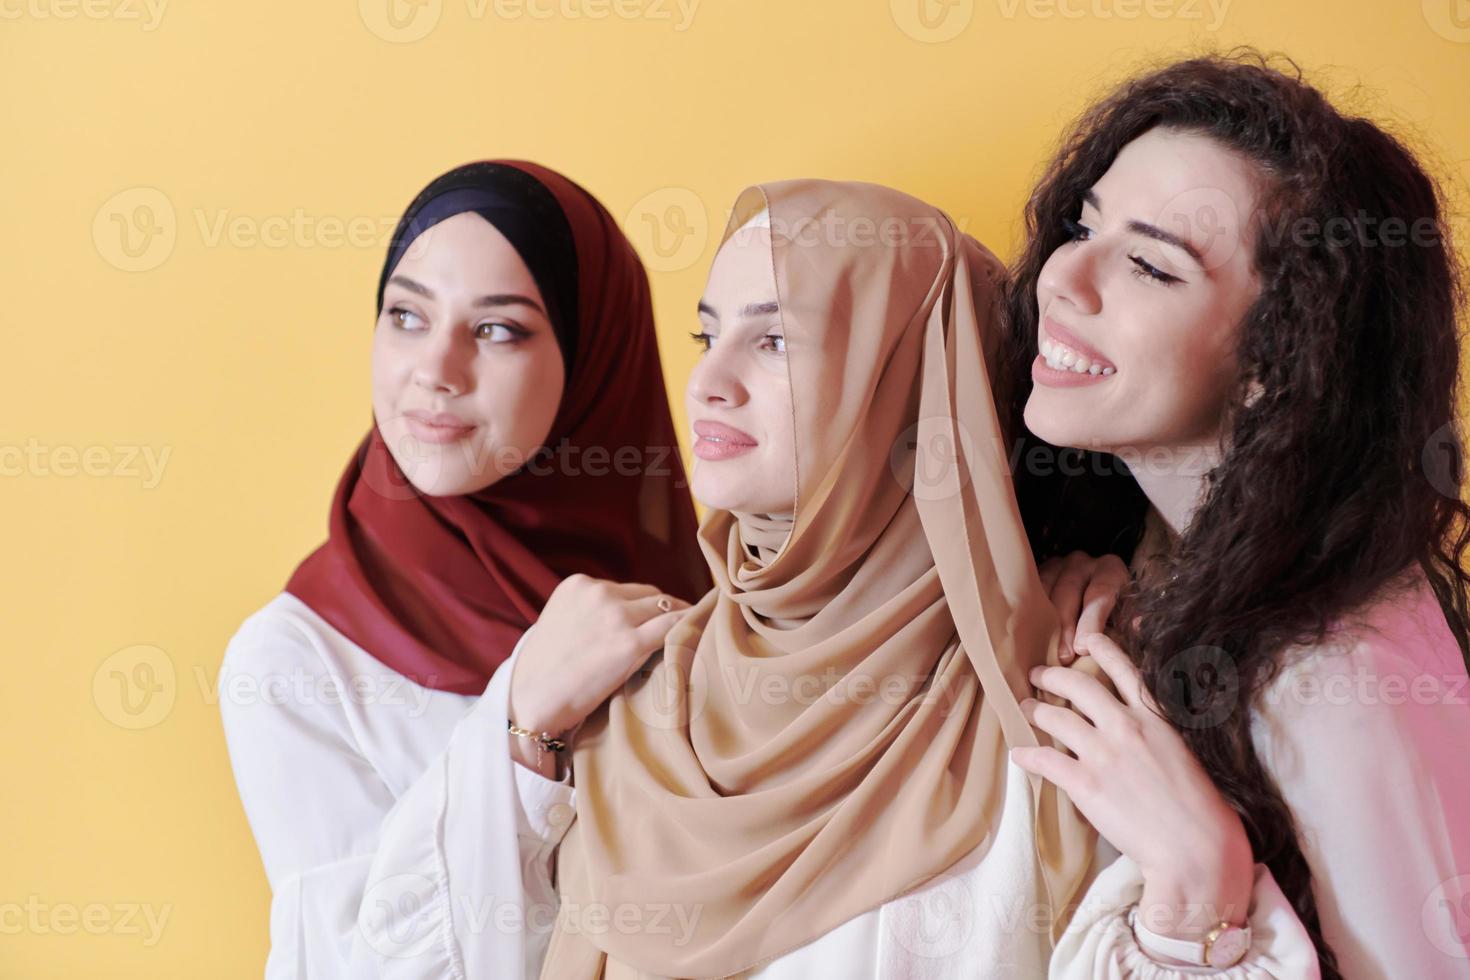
top-left (1128, 906), bottom-right (1252, 967)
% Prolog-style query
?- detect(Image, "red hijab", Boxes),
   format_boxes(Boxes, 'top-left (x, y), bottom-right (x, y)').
top-left (286, 160), bottom-right (710, 694)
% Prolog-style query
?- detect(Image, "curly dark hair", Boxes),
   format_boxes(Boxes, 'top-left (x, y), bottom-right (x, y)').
top-left (996, 49), bottom-right (1470, 976)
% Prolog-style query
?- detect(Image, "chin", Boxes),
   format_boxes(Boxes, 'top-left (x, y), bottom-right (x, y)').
top-left (1023, 395), bottom-right (1074, 446)
top-left (1022, 397), bottom-right (1114, 455)
top-left (690, 476), bottom-right (775, 515)
top-left (402, 469), bottom-right (476, 498)
top-left (689, 479), bottom-right (739, 513)
top-left (386, 444), bottom-right (499, 498)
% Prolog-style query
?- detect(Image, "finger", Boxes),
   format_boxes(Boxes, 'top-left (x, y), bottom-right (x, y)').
top-left (600, 580), bottom-right (665, 600)
top-left (1009, 745), bottom-right (1088, 798)
top-left (625, 592), bottom-right (693, 622)
top-left (1038, 560), bottom-right (1064, 595)
top-left (1075, 577), bottom-right (1121, 648)
top-left (1076, 632), bottom-right (1145, 708)
top-left (1019, 697), bottom-right (1097, 757)
top-left (1028, 663), bottom-right (1131, 729)
top-left (630, 606), bottom-right (693, 653)
top-left (1069, 556), bottom-right (1129, 659)
top-left (1056, 636), bottom-right (1076, 667)
top-left (1050, 564), bottom-right (1088, 661)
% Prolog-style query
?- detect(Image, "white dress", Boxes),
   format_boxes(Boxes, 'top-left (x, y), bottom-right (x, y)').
top-left (219, 592), bottom-right (569, 979)
top-left (222, 569), bottom-right (1470, 978)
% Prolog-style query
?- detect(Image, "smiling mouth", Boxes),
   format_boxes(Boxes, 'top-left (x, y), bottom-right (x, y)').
top-left (1039, 336), bottom-right (1115, 376)
top-left (1039, 318), bottom-right (1116, 376)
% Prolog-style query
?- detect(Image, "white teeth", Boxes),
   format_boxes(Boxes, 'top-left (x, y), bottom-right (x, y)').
top-left (1041, 336), bottom-right (1113, 377)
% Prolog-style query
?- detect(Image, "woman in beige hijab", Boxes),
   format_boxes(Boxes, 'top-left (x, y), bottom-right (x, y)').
top-left (547, 176), bottom-right (1106, 978)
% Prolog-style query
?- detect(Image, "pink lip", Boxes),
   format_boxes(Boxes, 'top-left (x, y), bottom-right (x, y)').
top-left (693, 419), bottom-right (757, 461)
top-left (404, 409), bottom-right (476, 445)
top-left (1041, 315), bottom-right (1116, 372)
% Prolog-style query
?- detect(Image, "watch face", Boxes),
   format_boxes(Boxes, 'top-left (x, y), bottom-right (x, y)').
top-left (1206, 926), bottom-right (1251, 967)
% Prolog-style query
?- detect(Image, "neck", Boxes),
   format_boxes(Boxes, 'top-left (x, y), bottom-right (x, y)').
top-left (1122, 439), bottom-right (1220, 551)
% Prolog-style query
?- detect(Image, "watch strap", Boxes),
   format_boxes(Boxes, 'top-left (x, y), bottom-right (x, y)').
top-left (1128, 906), bottom-right (1210, 965)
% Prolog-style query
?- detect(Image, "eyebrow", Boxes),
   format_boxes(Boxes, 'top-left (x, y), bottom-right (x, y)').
top-left (696, 300), bottom-right (782, 320)
top-left (386, 274), bottom-right (548, 316)
top-left (1082, 189), bottom-right (1207, 266)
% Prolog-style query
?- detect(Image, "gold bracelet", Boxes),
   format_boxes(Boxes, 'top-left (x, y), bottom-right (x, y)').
top-left (507, 719), bottom-right (568, 774)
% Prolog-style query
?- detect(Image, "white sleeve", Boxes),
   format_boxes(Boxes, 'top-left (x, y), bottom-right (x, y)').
top-left (1048, 853), bottom-right (1320, 978)
top-left (1246, 634), bottom-right (1470, 975)
top-left (219, 606), bottom-right (405, 979)
top-left (220, 610), bottom-right (572, 980)
top-left (355, 639), bottom-right (575, 980)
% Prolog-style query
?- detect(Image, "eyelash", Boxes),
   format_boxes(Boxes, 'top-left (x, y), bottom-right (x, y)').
top-left (688, 331), bottom-right (787, 354)
top-left (1060, 216), bottom-right (1182, 287)
top-left (386, 306), bottom-right (529, 342)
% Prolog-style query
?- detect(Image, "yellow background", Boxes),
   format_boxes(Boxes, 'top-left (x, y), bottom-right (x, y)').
top-left (3, 0), bottom-right (1466, 974)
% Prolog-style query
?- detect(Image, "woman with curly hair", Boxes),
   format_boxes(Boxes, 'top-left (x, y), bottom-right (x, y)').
top-left (1003, 51), bottom-right (1470, 975)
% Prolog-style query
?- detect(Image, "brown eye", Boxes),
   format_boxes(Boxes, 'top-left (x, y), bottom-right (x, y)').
top-left (475, 322), bottom-right (528, 343)
top-left (387, 306), bottom-right (423, 330)
top-left (1062, 217), bottom-right (1093, 242)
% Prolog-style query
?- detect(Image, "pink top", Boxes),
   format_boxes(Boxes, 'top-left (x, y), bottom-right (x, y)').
top-left (1053, 561), bottom-right (1470, 977)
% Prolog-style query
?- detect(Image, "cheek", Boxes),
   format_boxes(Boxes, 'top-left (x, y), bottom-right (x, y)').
top-left (1110, 314), bottom-right (1240, 439)
top-left (1146, 293), bottom-right (1242, 398)
top-left (370, 333), bottom-right (407, 415)
top-left (470, 348), bottom-right (565, 444)
top-left (754, 375), bottom-right (794, 454)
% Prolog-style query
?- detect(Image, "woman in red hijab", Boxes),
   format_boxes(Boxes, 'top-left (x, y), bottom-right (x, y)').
top-left (219, 160), bottom-right (708, 978)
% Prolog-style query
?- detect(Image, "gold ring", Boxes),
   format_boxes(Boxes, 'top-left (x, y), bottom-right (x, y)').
top-left (656, 595), bottom-right (673, 613)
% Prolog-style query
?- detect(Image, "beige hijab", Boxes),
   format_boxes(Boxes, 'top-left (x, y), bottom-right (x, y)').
top-left (541, 179), bottom-right (1097, 979)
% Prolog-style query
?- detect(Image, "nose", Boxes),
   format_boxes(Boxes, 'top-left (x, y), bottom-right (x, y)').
top-left (1038, 239), bottom-right (1102, 317)
top-left (412, 322), bottom-right (472, 396)
top-left (686, 338), bottom-right (749, 410)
